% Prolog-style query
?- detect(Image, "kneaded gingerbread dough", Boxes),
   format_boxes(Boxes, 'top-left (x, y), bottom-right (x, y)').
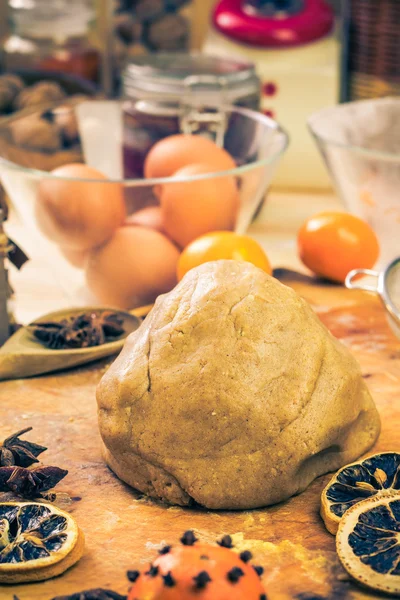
top-left (97, 261), bottom-right (380, 509)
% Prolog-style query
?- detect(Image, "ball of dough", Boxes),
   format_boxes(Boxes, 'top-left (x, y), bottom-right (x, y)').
top-left (97, 261), bottom-right (380, 510)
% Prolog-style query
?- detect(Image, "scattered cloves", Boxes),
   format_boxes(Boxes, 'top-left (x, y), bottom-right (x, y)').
top-left (162, 571), bottom-right (176, 587)
top-left (227, 566), bottom-right (245, 583)
top-left (180, 530), bottom-right (197, 546)
top-left (193, 570), bottom-right (212, 589)
top-left (217, 534), bottom-right (234, 548)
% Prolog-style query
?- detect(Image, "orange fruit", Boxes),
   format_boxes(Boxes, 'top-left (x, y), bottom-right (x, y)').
top-left (297, 211), bottom-right (379, 283)
top-left (127, 532), bottom-right (266, 600)
top-left (177, 231), bottom-right (272, 281)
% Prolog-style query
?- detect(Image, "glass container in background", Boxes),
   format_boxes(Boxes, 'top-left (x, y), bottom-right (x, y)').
top-left (341, 0), bottom-right (400, 102)
top-left (122, 53), bottom-right (261, 179)
top-left (0, 100), bottom-right (288, 318)
top-left (1, 0), bottom-right (100, 83)
top-left (309, 97), bottom-right (400, 266)
top-left (112, 0), bottom-right (196, 83)
top-left (204, 0), bottom-right (340, 190)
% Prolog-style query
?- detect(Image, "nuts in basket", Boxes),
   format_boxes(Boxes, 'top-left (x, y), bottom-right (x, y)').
top-left (14, 81), bottom-right (66, 112)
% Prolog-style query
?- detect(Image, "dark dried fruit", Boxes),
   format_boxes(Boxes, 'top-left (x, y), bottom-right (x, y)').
top-left (0, 466), bottom-right (67, 498)
top-left (0, 427), bottom-right (46, 467)
top-left (52, 590), bottom-right (127, 600)
top-left (30, 311), bottom-right (125, 350)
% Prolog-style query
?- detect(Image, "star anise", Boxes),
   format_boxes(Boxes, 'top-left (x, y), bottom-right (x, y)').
top-left (51, 590), bottom-right (127, 600)
top-left (30, 311), bottom-right (125, 350)
top-left (0, 427), bottom-right (46, 467)
top-left (0, 465), bottom-right (68, 498)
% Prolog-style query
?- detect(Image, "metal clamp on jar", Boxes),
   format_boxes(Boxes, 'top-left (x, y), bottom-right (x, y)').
top-left (121, 53), bottom-right (260, 178)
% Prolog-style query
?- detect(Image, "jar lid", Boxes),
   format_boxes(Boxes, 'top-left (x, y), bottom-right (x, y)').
top-left (213, 0), bottom-right (334, 48)
top-left (122, 52), bottom-right (259, 102)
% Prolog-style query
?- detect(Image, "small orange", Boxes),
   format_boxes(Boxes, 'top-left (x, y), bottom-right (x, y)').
top-left (297, 211), bottom-right (379, 283)
top-left (127, 531), bottom-right (267, 600)
top-left (177, 231), bottom-right (272, 281)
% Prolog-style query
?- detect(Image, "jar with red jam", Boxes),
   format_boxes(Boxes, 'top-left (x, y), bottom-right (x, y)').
top-left (121, 53), bottom-right (261, 178)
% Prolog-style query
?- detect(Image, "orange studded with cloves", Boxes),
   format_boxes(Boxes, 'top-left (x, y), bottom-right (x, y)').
top-left (127, 532), bottom-right (267, 600)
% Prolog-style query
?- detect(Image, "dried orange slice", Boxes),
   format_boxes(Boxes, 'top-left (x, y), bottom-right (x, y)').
top-left (321, 452), bottom-right (400, 534)
top-left (336, 492), bottom-right (400, 596)
top-left (0, 501), bottom-right (84, 583)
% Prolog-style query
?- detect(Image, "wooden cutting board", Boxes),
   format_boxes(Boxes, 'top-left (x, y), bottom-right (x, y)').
top-left (0, 273), bottom-right (399, 600)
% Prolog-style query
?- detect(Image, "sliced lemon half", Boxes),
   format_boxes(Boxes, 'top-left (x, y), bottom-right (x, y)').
top-left (321, 452), bottom-right (400, 534)
top-left (336, 492), bottom-right (400, 596)
top-left (0, 501), bottom-right (84, 583)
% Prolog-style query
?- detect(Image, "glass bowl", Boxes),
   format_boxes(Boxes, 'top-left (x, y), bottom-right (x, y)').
top-left (0, 100), bottom-right (288, 317)
top-left (308, 97), bottom-right (400, 267)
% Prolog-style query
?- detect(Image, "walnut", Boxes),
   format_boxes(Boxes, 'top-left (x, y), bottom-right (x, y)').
top-left (0, 74), bottom-right (25, 112)
top-left (0, 83), bottom-right (16, 113)
top-left (10, 115), bottom-right (62, 152)
top-left (165, 0), bottom-right (191, 8)
top-left (147, 14), bottom-right (189, 50)
top-left (135, 0), bottom-right (164, 22)
top-left (115, 0), bottom-right (135, 12)
top-left (14, 82), bottom-right (66, 111)
top-left (0, 74), bottom-right (25, 94)
top-left (115, 13), bottom-right (143, 44)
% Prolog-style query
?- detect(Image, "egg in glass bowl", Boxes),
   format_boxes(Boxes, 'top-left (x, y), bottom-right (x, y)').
top-left (0, 99), bottom-right (288, 320)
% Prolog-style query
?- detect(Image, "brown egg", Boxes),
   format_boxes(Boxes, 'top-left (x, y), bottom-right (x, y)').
top-left (144, 135), bottom-right (236, 179)
top-left (36, 163), bottom-right (126, 251)
top-left (159, 163), bottom-right (239, 248)
top-left (125, 206), bottom-right (165, 234)
top-left (60, 246), bottom-right (88, 269)
top-left (85, 226), bottom-right (180, 309)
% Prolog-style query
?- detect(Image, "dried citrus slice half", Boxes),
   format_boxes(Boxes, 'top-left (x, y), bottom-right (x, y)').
top-left (336, 492), bottom-right (400, 596)
top-left (321, 452), bottom-right (400, 534)
top-left (0, 501), bottom-right (84, 583)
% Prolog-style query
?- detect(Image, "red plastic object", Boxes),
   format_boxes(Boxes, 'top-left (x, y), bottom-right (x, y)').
top-left (213, 0), bottom-right (334, 48)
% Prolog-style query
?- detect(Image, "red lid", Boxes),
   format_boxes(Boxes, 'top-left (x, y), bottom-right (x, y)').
top-left (213, 0), bottom-right (334, 48)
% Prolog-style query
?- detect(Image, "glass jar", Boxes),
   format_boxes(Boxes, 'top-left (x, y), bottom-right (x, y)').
top-left (2, 0), bottom-right (100, 83)
top-left (121, 53), bottom-right (261, 178)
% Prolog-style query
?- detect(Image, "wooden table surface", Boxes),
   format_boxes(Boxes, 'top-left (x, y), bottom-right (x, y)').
top-left (1, 192), bottom-right (399, 600)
